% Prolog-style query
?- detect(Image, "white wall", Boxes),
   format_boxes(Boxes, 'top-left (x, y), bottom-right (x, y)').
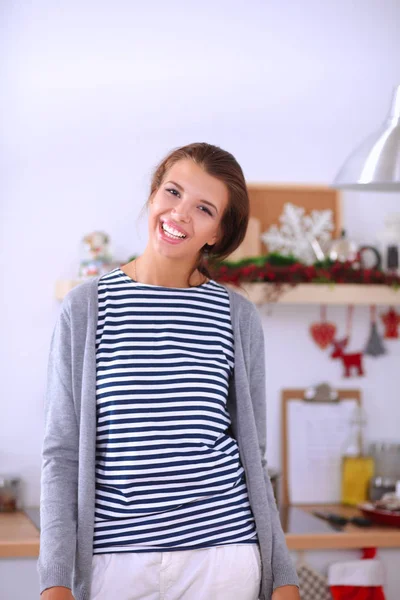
top-left (1, 0), bottom-right (400, 510)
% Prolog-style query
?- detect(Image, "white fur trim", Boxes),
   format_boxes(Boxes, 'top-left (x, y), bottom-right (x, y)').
top-left (328, 560), bottom-right (385, 586)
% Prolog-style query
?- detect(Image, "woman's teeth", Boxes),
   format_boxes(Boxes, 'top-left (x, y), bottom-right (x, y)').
top-left (161, 222), bottom-right (186, 239)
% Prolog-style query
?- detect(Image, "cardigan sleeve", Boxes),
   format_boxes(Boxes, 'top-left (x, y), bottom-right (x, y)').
top-left (37, 301), bottom-right (78, 594)
top-left (249, 306), bottom-right (299, 591)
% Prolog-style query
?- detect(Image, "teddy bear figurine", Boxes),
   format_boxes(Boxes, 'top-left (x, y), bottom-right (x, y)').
top-left (79, 230), bottom-right (115, 279)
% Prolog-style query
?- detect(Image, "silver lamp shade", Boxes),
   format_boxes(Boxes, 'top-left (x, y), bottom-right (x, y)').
top-left (333, 84), bottom-right (400, 191)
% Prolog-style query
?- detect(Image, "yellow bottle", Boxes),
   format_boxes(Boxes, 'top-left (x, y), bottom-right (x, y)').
top-left (340, 406), bottom-right (375, 506)
top-left (341, 455), bottom-right (374, 506)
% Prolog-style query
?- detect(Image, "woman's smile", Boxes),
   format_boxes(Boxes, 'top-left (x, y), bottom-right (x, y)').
top-left (158, 219), bottom-right (189, 244)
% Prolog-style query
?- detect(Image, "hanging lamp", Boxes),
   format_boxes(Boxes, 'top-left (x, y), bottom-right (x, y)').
top-left (333, 84), bottom-right (400, 191)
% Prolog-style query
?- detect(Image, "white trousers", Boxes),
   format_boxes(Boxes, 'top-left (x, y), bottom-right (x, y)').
top-left (90, 543), bottom-right (262, 600)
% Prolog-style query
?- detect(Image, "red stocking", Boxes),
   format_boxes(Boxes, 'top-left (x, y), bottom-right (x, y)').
top-left (329, 549), bottom-right (386, 600)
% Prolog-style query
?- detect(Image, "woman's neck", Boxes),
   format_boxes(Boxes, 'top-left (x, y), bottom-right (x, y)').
top-left (120, 254), bottom-right (209, 288)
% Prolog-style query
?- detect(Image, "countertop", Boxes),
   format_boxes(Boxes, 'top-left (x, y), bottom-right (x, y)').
top-left (1, 505), bottom-right (400, 558)
top-left (0, 509), bottom-right (40, 557)
top-left (282, 504), bottom-right (400, 550)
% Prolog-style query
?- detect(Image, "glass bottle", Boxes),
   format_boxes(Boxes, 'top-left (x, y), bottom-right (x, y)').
top-left (341, 406), bottom-right (374, 506)
top-left (329, 229), bottom-right (358, 262)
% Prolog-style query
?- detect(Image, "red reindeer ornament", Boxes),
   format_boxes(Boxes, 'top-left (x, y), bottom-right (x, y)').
top-left (330, 306), bottom-right (365, 378)
top-left (330, 337), bottom-right (364, 378)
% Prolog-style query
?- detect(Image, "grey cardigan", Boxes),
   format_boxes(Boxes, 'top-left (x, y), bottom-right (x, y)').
top-left (38, 275), bottom-right (299, 600)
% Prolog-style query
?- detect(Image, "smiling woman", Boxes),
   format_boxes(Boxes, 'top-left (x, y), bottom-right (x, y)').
top-left (38, 142), bottom-right (300, 600)
top-left (120, 142), bottom-right (251, 289)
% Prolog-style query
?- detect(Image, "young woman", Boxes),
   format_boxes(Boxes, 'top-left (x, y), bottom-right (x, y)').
top-left (38, 143), bottom-right (300, 600)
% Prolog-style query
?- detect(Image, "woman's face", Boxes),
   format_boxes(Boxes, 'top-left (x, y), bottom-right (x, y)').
top-left (148, 159), bottom-right (229, 261)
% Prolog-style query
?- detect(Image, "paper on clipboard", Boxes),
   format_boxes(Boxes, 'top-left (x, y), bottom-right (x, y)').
top-left (287, 398), bottom-right (358, 503)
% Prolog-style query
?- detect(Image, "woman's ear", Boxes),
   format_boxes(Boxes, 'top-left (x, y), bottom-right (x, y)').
top-left (208, 226), bottom-right (221, 247)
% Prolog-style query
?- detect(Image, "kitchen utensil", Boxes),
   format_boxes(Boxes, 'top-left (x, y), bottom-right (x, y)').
top-left (369, 476), bottom-right (396, 502)
top-left (369, 442), bottom-right (400, 480)
top-left (313, 511), bottom-right (372, 529)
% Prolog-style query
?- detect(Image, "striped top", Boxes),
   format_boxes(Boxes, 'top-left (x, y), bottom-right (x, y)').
top-left (93, 267), bottom-right (258, 553)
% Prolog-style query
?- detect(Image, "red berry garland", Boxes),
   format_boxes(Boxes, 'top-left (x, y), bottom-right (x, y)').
top-left (211, 255), bottom-right (400, 288)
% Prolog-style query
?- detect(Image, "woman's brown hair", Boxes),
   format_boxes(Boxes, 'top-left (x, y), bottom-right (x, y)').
top-left (140, 142), bottom-right (250, 286)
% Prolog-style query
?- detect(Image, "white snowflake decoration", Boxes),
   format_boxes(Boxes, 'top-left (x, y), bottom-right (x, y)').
top-left (261, 203), bottom-right (334, 264)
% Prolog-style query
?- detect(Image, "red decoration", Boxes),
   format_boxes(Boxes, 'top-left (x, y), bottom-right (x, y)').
top-left (331, 338), bottom-right (364, 378)
top-left (310, 323), bottom-right (337, 349)
top-left (329, 547), bottom-right (386, 600)
top-left (380, 306), bottom-right (400, 339)
top-left (310, 306), bottom-right (337, 349)
top-left (330, 307), bottom-right (365, 378)
top-left (213, 256), bottom-right (400, 288)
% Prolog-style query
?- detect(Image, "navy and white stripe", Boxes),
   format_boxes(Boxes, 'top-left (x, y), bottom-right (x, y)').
top-left (93, 267), bottom-right (258, 553)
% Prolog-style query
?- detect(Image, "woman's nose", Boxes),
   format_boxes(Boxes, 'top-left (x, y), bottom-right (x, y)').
top-left (172, 205), bottom-right (190, 221)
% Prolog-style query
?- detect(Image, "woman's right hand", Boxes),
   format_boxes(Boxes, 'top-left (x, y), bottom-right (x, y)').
top-left (41, 587), bottom-right (75, 599)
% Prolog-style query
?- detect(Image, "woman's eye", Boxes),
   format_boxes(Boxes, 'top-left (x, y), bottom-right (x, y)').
top-left (166, 188), bottom-right (180, 197)
top-left (165, 189), bottom-right (212, 216)
top-left (199, 205), bottom-right (212, 215)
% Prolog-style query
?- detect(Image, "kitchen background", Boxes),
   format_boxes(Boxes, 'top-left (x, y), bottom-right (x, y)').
top-left (1, 0), bottom-right (400, 598)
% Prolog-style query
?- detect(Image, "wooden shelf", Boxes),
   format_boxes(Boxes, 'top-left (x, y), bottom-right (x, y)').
top-left (55, 280), bottom-right (400, 305)
top-left (227, 282), bottom-right (400, 305)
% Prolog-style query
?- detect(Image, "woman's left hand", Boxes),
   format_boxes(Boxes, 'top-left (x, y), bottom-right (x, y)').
top-left (271, 585), bottom-right (301, 600)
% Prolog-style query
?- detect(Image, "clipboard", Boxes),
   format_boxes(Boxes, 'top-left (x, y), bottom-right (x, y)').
top-left (281, 386), bottom-right (361, 506)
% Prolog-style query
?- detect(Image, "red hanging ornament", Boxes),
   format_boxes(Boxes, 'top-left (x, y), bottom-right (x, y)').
top-left (380, 306), bottom-right (400, 339)
top-left (310, 305), bottom-right (337, 349)
top-left (330, 306), bottom-right (365, 378)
